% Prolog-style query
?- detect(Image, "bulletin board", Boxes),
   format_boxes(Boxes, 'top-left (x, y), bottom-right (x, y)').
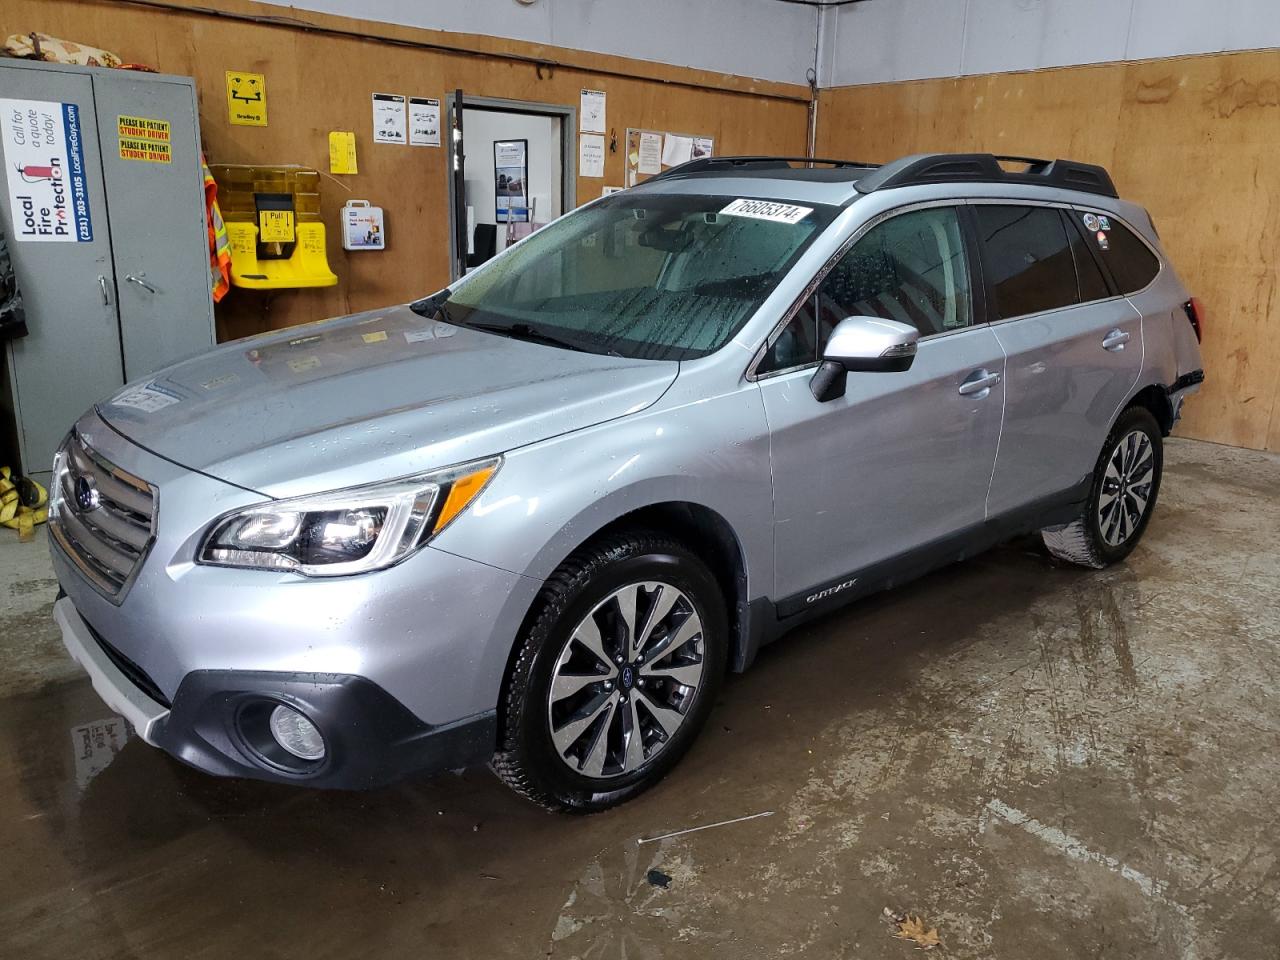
top-left (625, 128), bottom-right (714, 187)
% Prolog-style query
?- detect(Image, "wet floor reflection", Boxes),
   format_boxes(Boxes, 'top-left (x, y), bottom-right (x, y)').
top-left (2, 500), bottom-right (1278, 960)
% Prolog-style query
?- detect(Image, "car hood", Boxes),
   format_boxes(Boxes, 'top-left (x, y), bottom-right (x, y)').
top-left (97, 305), bottom-right (679, 498)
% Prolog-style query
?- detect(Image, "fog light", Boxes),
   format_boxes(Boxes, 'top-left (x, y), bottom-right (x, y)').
top-left (268, 705), bottom-right (326, 761)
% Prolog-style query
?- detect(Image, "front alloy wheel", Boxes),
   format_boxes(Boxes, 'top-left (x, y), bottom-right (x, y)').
top-left (547, 581), bottom-right (705, 780)
top-left (492, 530), bottom-right (726, 812)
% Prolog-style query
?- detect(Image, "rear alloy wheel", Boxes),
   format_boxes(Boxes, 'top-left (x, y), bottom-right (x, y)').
top-left (1097, 428), bottom-right (1157, 548)
top-left (492, 531), bottom-right (726, 812)
top-left (1042, 405), bottom-right (1163, 568)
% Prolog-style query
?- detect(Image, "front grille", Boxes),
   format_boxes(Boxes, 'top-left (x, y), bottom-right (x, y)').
top-left (85, 621), bottom-right (171, 708)
top-left (50, 433), bottom-right (157, 600)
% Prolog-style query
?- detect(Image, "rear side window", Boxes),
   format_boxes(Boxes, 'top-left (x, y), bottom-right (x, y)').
top-left (974, 205), bottom-right (1078, 320)
top-left (1077, 213), bottom-right (1160, 293)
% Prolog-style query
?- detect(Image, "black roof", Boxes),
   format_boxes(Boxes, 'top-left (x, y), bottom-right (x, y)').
top-left (645, 152), bottom-right (1119, 199)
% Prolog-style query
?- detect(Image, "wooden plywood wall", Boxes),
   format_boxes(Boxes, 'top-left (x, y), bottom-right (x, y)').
top-left (816, 51), bottom-right (1280, 452)
top-left (5, 0), bottom-right (810, 340)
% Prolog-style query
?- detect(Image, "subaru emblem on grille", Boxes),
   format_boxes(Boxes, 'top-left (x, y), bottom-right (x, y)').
top-left (74, 475), bottom-right (101, 512)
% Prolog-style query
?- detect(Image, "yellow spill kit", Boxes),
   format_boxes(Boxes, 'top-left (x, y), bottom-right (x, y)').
top-left (208, 164), bottom-right (337, 289)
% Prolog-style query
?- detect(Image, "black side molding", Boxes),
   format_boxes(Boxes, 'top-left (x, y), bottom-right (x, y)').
top-left (768, 477), bottom-right (1092, 626)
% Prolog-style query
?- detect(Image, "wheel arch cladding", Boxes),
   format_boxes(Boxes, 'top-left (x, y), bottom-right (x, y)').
top-left (1126, 383), bottom-right (1174, 435)
top-left (509, 501), bottom-right (753, 688)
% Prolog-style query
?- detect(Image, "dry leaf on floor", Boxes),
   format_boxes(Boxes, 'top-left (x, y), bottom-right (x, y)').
top-left (884, 909), bottom-right (942, 950)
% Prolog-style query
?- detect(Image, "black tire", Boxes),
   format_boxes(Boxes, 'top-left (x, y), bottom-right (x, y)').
top-left (1042, 405), bottom-right (1163, 568)
top-left (491, 529), bottom-right (727, 813)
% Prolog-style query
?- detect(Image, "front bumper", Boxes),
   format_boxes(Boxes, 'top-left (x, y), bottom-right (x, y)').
top-left (54, 596), bottom-right (496, 788)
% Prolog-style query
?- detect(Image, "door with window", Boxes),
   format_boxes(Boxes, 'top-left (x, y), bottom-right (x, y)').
top-left (977, 203), bottom-right (1146, 516)
top-left (757, 205), bottom-right (1006, 604)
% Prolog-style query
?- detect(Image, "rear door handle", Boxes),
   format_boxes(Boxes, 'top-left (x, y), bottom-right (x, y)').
top-left (1102, 329), bottom-right (1131, 351)
top-left (958, 369), bottom-right (1001, 397)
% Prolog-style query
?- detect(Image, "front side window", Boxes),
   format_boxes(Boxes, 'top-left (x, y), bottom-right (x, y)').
top-left (759, 206), bottom-right (972, 373)
top-left (975, 204), bottom-right (1080, 320)
top-left (441, 194), bottom-right (837, 361)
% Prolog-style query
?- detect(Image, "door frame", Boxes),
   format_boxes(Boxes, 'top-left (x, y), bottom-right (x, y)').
top-left (445, 94), bottom-right (577, 281)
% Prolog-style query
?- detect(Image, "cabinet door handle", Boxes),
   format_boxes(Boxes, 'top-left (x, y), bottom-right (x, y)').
top-left (97, 275), bottom-right (110, 305)
top-left (125, 273), bottom-right (157, 294)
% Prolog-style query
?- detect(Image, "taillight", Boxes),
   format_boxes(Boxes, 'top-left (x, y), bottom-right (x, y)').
top-left (1183, 298), bottom-right (1204, 343)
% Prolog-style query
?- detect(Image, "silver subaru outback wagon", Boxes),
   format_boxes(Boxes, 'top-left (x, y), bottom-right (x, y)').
top-left (50, 153), bottom-right (1204, 811)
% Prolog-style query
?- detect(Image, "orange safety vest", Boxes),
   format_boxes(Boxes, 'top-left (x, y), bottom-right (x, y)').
top-left (202, 156), bottom-right (232, 302)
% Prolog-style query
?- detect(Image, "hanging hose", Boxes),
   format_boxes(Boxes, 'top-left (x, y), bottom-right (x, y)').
top-left (0, 466), bottom-right (47, 541)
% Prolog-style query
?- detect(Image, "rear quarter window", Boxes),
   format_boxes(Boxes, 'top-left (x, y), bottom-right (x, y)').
top-left (1092, 217), bottom-right (1161, 294)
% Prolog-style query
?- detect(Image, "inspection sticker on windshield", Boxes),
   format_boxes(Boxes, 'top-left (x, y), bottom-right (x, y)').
top-left (720, 198), bottom-right (813, 225)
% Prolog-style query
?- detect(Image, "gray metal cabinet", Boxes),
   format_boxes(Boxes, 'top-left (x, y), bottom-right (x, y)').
top-left (0, 60), bottom-right (214, 480)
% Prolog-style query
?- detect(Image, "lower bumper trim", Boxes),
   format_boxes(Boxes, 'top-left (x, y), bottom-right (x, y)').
top-left (53, 597), bottom-right (169, 743)
top-left (154, 671), bottom-right (497, 790)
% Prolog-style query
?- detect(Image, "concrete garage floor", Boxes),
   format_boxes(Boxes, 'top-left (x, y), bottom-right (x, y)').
top-left (0, 437), bottom-right (1277, 960)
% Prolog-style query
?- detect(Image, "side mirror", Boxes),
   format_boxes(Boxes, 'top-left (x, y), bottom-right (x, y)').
top-left (810, 316), bottom-right (919, 402)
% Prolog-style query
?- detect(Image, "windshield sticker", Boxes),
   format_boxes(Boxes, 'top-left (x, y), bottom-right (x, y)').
top-left (112, 381), bottom-right (181, 413)
top-left (1082, 213), bottom-right (1101, 232)
top-left (721, 198), bottom-right (813, 225)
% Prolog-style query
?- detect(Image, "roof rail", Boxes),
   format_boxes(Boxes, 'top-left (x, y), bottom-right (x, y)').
top-left (854, 153), bottom-right (1118, 198)
top-left (645, 155), bottom-right (880, 183)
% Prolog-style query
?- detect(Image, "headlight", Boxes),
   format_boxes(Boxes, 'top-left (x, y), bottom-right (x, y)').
top-left (199, 457), bottom-right (500, 576)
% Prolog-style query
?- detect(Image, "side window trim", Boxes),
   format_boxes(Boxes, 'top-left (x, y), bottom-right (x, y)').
top-left (747, 200), bottom-right (976, 381)
top-left (958, 204), bottom-right (992, 326)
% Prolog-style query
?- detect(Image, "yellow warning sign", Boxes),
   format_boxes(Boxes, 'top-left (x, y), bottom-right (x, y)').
top-left (226, 71), bottom-right (267, 127)
top-left (118, 115), bottom-right (171, 163)
top-left (258, 209), bottom-right (295, 243)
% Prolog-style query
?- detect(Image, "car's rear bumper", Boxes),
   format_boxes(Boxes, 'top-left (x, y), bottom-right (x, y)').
top-left (54, 595), bottom-right (497, 789)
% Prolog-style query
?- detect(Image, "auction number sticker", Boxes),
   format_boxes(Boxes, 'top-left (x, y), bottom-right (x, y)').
top-left (720, 198), bottom-right (813, 225)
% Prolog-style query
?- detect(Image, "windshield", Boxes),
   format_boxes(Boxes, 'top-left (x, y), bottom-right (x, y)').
top-left (437, 193), bottom-right (837, 360)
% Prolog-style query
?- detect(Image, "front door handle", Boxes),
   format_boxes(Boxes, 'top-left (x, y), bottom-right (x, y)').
top-left (125, 273), bottom-right (157, 294)
top-left (958, 369), bottom-right (1001, 397)
top-left (1102, 328), bottom-right (1131, 351)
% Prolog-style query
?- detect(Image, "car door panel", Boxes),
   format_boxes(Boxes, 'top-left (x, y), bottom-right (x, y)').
top-left (976, 201), bottom-right (1145, 516)
top-left (761, 324), bottom-right (1006, 602)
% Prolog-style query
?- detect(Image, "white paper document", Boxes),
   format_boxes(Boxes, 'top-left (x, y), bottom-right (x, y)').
top-left (661, 134), bottom-right (693, 167)
top-left (371, 93), bottom-right (407, 144)
top-left (637, 131), bottom-right (663, 175)
top-left (408, 97), bottom-right (440, 146)
top-left (692, 136), bottom-right (714, 160)
top-left (580, 89), bottom-right (606, 133)
top-left (579, 133), bottom-right (605, 178)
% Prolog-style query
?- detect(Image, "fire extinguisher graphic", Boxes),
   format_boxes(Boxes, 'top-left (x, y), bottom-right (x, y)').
top-left (16, 164), bottom-right (54, 182)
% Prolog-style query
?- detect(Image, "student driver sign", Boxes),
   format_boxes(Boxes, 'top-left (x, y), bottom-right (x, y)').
top-left (1, 98), bottom-right (95, 243)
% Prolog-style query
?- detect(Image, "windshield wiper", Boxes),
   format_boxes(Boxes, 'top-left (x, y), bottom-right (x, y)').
top-left (409, 289), bottom-right (448, 318)
top-left (464, 320), bottom-right (590, 353)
